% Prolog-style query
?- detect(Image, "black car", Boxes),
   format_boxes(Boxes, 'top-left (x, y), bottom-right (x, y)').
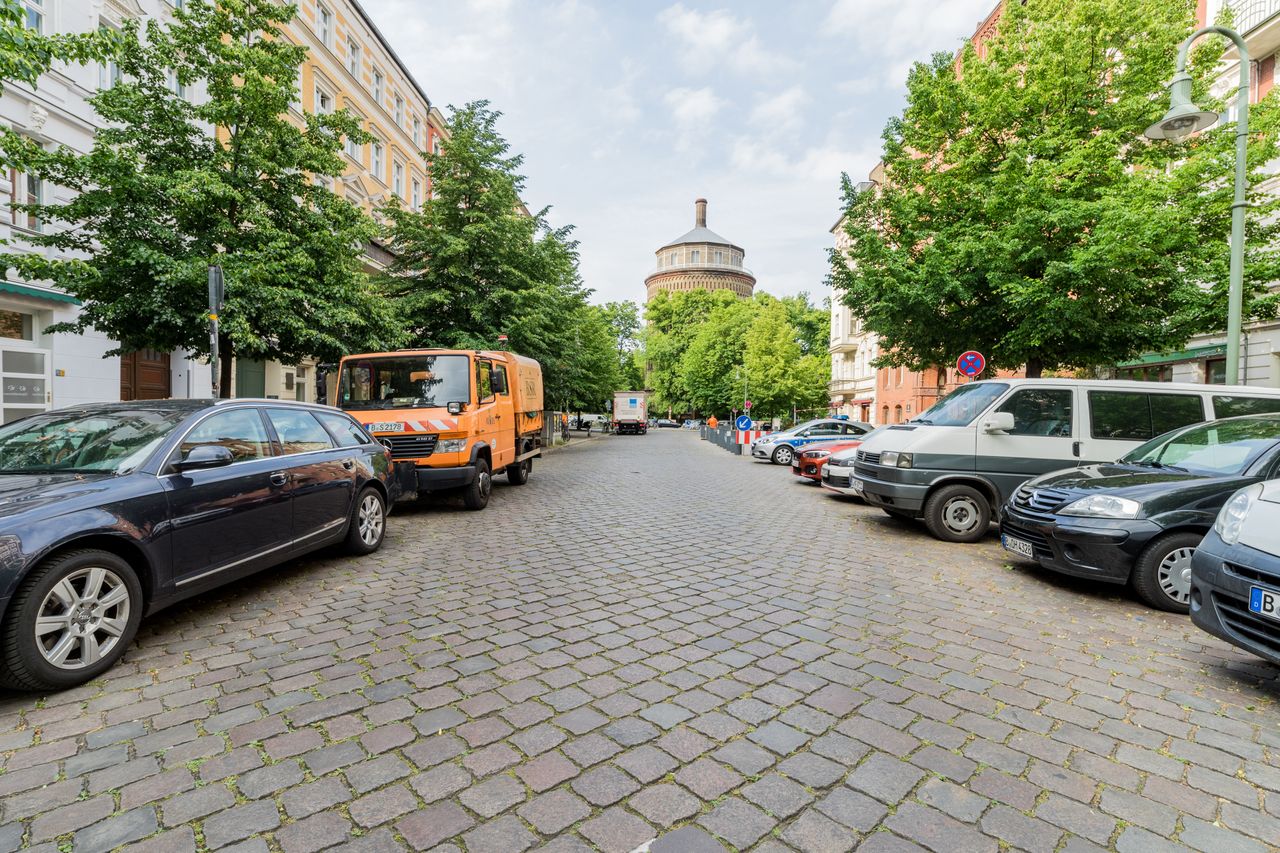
top-left (1000, 414), bottom-right (1280, 613)
top-left (0, 399), bottom-right (396, 690)
top-left (656, 419), bottom-right (680, 428)
top-left (1189, 482), bottom-right (1280, 665)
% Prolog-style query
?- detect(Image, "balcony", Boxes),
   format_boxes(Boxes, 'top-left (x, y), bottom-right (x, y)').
top-left (1229, 0), bottom-right (1280, 34)
top-left (647, 260), bottom-right (754, 278)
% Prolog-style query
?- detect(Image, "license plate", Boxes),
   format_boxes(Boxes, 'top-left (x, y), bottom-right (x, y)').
top-left (1249, 587), bottom-right (1280, 622)
top-left (366, 422), bottom-right (404, 433)
top-left (852, 478), bottom-right (865, 493)
top-left (1002, 534), bottom-right (1035, 559)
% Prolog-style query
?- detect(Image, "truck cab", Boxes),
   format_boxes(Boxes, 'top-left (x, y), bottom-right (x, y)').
top-left (335, 349), bottom-right (543, 510)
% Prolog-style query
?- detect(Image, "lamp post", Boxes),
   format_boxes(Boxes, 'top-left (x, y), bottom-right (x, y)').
top-left (1145, 26), bottom-right (1250, 385)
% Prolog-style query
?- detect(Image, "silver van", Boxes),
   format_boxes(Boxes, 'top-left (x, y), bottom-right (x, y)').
top-left (852, 379), bottom-right (1280, 542)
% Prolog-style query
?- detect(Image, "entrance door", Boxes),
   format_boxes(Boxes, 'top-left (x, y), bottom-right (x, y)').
top-left (120, 350), bottom-right (171, 400)
top-left (236, 359), bottom-right (266, 398)
top-left (1, 346), bottom-right (50, 423)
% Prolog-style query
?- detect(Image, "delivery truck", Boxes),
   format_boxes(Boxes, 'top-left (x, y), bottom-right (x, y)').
top-left (612, 391), bottom-right (648, 435)
top-left (335, 349), bottom-right (543, 510)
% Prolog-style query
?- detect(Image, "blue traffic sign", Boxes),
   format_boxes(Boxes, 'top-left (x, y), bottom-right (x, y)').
top-left (956, 350), bottom-right (986, 377)
top-left (735, 415), bottom-right (753, 430)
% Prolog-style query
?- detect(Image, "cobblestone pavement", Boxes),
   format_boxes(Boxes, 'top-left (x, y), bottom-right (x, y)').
top-left (2, 430), bottom-right (1280, 853)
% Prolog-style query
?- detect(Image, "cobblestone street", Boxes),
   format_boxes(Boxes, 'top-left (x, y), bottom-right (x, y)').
top-left (1, 430), bottom-right (1279, 852)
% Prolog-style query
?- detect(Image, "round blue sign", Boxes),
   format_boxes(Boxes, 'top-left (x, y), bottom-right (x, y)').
top-left (735, 415), bottom-right (753, 430)
top-left (957, 350), bottom-right (986, 377)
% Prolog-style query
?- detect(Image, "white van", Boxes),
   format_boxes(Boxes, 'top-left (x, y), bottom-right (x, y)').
top-left (852, 378), bottom-right (1280, 543)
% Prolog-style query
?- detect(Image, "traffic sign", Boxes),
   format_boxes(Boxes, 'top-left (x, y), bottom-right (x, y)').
top-left (744, 400), bottom-right (753, 410)
top-left (735, 415), bottom-right (753, 430)
top-left (956, 350), bottom-right (986, 378)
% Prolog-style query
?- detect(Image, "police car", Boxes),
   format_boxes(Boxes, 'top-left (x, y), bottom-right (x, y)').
top-left (750, 417), bottom-right (873, 465)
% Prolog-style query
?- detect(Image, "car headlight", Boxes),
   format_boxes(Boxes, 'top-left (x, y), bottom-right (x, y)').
top-left (1059, 494), bottom-right (1141, 519)
top-left (437, 438), bottom-right (467, 453)
top-left (881, 451), bottom-right (913, 468)
top-left (807, 451), bottom-right (831, 460)
top-left (1215, 483), bottom-right (1263, 545)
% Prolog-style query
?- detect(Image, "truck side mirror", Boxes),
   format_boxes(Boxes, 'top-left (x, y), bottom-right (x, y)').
top-left (491, 371), bottom-right (507, 394)
top-left (447, 401), bottom-right (464, 415)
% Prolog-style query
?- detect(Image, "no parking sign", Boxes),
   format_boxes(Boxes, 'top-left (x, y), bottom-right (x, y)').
top-left (956, 350), bottom-right (986, 378)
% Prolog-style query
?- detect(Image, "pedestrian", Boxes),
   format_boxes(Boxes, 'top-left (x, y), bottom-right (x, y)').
top-left (707, 415), bottom-right (719, 429)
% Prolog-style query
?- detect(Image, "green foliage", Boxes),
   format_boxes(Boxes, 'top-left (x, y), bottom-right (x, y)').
top-left (0, 0), bottom-right (398, 395)
top-left (830, 0), bottom-right (1280, 377)
top-left (0, 0), bottom-right (121, 94)
top-left (602, 301), bottom-right (645, 390)
top-left (780, 293), bottom-right (830, 356)
top-left (643, 289), bottom-right (831, 418)
top-left (382, 101), bottom-right (617, 409)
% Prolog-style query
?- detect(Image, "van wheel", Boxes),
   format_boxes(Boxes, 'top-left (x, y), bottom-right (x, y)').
top-left (1131, 532), bottom-right (1200, 613)
top-left (0, 550), bottom-right (143, 691)
top-left (462, 458), bottom-right (492, 510)
top-left (923, 484), bottom-right (991, 543)
top-left (506, 459), bottom-right (531, 485)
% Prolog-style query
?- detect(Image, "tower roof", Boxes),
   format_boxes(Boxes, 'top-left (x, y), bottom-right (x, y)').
top-left (661, 199), bottom-right (742, 251)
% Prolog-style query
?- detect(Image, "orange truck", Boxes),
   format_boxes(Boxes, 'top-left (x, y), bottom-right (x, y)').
top-left (334, 349), bottom-right (543, 510)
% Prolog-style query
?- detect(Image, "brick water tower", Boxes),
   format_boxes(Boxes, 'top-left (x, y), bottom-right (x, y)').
top-left (644, 199), bottom-right (756, 302)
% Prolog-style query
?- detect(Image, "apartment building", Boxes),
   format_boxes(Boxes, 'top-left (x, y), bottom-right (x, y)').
top-left (828, 214), bottom-right (878, 423)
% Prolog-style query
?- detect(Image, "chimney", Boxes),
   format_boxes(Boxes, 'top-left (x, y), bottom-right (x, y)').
top-left (695, 198), bottom-right (707, 228)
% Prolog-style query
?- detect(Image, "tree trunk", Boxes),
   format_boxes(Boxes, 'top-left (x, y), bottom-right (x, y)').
top-left (218, 334), bottom-right (233, 398)
top-left (1025, 357), bottom-right (1044, 379)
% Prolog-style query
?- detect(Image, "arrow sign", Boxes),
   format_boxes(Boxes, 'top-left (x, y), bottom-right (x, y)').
top-left (956, 350), bottom-right (986, 378)
top-left (735, 415), bottom-right (753, 430)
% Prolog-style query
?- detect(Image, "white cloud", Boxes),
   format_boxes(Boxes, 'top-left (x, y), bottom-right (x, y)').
top-left (824, 0), bottom-right (996, 78)
top-left (664, 86), bottom-right (725, 153)
top-left (657, 3), bottom-right (794, 76)
top-left (749, 86), bottom-right (809, 133)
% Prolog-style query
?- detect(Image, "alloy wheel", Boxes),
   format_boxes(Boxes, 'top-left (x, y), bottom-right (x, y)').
top-left (35, 567), bottom-right (131, 670)
top-left (358, 493), bottom-right (384, 546)
top-left (1157, 546), bottom-right (1195, 605)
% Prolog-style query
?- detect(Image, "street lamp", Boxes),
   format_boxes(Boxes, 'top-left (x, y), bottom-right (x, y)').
top-left (1145, 25), bottom-right (1249, 385)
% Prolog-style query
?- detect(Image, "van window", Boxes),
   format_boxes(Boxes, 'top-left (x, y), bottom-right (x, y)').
top-left (995, 388), bottom-right (1072, 436)
top-left (1089, 391), bottom-right (1203, 441)
top-left (915, 382), bottom-right (1008, 427)
top-left (1212, 396), bottom-right (1280, 418)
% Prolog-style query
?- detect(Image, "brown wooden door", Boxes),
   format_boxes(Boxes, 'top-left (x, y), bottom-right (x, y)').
top-left (120, 350), bottom-right (171, 400)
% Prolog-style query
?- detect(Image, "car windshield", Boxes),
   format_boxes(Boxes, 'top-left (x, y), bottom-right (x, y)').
top-left (0, 408), bottom-right (186, 475)
top-left (339, 354), bottom-right (471, 411)
top-left (914, 382), bottom-right (1009, 427)
top-left (1120, 417), bottom-right (1280, 476)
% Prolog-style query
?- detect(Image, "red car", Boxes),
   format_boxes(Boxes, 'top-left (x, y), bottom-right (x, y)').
top-left (792, 439), bottom-right (863, 482)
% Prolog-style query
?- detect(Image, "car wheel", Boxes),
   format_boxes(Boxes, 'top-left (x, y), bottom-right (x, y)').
top-left (0, 549), bottom-right (143, 691)
top-left (772, 446), bottom-right (794, 465)
top-left (923, 484), bottom-right (991, 543)
top-left (1131, 531), bottom-right (1200, 613)
top-left (506, 459), bottom-right (531, 485)
top-left (345, 487), bottom-right (387, 555)
top-left (463, 458), bottom-right (492, 510)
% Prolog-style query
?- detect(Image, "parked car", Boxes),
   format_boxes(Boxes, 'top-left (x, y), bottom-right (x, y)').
top-left (1191, 482), bottom-right (1280, 664)
top-left (750, 419), bottom-right (873, 465)
top-left (0, 400), bottom-right (396, 690)
top-left (852, 378), bottom-right (1280, 543)
top-left (1000, 414), bottom-right (1280, 612)
top-left (793, 439), bottom-right (865, 482)
top-left (822, 429), bottom-right (886, 495)
top-left (656, 419), bottom-right (680, 428)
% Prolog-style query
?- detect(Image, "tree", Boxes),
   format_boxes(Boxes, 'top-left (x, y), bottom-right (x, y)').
top-left (682, 298), bottom-right (755, 414)
top-left (830, 0), bottom-right (1280, 377)
top-left (642, 289), bottom-right (729, 414)
top-left (382, 100), bottom-right (606, 406)
top-left (0, 0), bottom-right (120, 94)
top-left (744, 301), bottom-right (825, 418)
top-left (0, 0), bottom-right (398, 395)
top-left (780, 293), bottom-right (830, 356)
top-left (602, 301), bottom-right (644, 390)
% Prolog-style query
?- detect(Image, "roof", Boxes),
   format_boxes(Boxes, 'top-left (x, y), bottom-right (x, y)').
top-left (661, 226), bottom-right (741, 250)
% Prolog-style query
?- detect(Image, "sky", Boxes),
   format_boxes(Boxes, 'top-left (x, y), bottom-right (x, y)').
top-left (361, 0), bottom-right (998, 307)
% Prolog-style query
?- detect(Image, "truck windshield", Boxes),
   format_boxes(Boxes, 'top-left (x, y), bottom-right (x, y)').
top-left (339, 355), bottom-right (471, 410)
top-left (914, 382), bottom-right (1009, 427)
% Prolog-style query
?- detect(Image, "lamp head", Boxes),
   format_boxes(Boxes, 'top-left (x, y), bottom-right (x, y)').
top-left (1145, 70), bottom-right (1219, 140)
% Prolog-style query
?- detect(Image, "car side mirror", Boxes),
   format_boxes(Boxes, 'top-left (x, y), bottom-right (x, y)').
top-left (491, 371), bottom-right (507, 395)
top-left (176, 445), bottom-right (234, 471)
top-left (447, 401), bottom-right (464, 415)
top-left (982, 411), bottom-right (1016, 434)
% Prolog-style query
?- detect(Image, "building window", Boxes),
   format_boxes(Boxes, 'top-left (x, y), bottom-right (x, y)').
top-left (0, 310), bottom-right (34, 341)
top-left (372, 68), bottom-right (383, 104)
top-left (668, 252), bottom-right (675, 266)
top-left (316, 4), bottom-right (332, 46)
top-left (894, 405), bottom-right (903, 423)
top-left (432, 137), bottom-right (442, 155)
top-left (167, 70), bottom-right (186, 99)
top-left (1117, 364), bottom-right (1172, 382)
top-left (411, 177), bottom-right (421, 209)
top-left (347, 38), bottom-right (361, 78)
top-left (394, 95), bottom-right (404, 126)
top-left (392, 160), bottom-right (404, 197)
top-left (344, 129), bottom-right (360, 160)
top-left (1206, 358), bottom-right (1227, 385)
top-left (8, 165), bottom-right (42, 232)
top-left (690, 250), bottom-right (700, 263)
top-left (412, 116), bottom-right (421, 146)
top-left (314, 85), bottom-right (333, 114)
top-left (371, 140), bottom-right (384, 180)
top-left (23, 0), bottom-right (42, 32)
top-left (715, 250), bottom-right (723, 264)
top-left (99, 25), bottom-right (122, 89)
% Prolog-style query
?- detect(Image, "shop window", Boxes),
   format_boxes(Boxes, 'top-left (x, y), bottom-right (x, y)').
top-left (1117, 364), bottom-right (1172, 382)
top-left (1206, 357), bottom-right (1226, 385)
top-left (0, 311), bottom-right (33, 342)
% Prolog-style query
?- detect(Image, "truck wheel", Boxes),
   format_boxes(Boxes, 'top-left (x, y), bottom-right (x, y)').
top-left (922, 484), bottom-right (991, 543)
top-left (0, 549), bottom-right (143, 691)
top-left (1130, 531), bottom-right (1200, 613)
top-left (462, 458), bottom-right (492, 510)
top-left (506, 459), bottom-right (531, 485)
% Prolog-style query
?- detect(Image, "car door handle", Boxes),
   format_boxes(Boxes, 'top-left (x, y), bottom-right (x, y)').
top-left (1072, 440), bottom-right (1082, 458)
top-left (342, 459), bottom-right (355, 470)
top-left (270, 472), bottom-right (289, 487)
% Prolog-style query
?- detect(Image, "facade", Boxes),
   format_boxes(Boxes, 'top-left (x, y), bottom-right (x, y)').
top-left (828, 215), bottom-right (878, 423)
top-left (0, 0), bottom-right (211, 419)
top-left (644, 199), bottom-right (755, 302)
